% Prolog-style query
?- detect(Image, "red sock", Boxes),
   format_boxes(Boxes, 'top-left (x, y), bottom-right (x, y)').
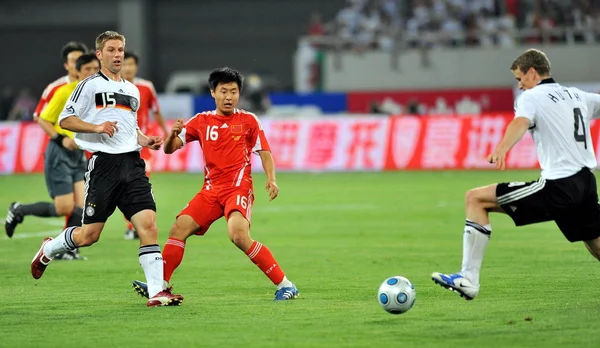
top-left (246, 241), bottom-right (285, 285)
top-left (63, 214), bottom-right (70, 229)
top-left (163, 238), bottom-right (186, 283)
top-left (124, 216), bottom-right (133, 230)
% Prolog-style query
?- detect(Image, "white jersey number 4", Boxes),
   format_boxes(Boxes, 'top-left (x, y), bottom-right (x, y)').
top-left (573, 107), bottom-right (587, 149)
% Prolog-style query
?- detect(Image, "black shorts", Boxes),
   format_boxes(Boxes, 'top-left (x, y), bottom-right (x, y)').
top-left (83, 151), bottom-right (155, 224)
top-left (496, 168), bottom-right (600, 242)
top-left (44, 141), bottom-right (87, 198)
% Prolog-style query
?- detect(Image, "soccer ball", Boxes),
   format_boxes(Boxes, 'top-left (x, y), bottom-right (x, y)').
top-left (377, 276), bottom-right (416, 314)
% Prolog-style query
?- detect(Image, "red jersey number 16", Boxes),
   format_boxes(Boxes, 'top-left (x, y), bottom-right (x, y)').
top-left (206, 125), bottom-right (219, 141)
top-left (236, 195), bottom-right (248, 209)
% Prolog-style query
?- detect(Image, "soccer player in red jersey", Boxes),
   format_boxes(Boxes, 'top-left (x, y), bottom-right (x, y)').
top-left (132, 67), bottom-right (299, 301)
top-left (121, 52), bottom-right (168, 240)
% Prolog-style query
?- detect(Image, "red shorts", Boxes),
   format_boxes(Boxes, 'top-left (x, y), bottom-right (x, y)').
top-left (178, 186), bottom-right (254, 235)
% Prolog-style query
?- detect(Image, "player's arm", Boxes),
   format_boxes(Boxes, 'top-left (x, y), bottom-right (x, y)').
top-left (137, 128), bottom-right (163, 150)
top-left (58, 82), bottom-right (118, 136)
top-left (165, 116), bottom-right (203, 154)
top-left (258, 150), bottom-right (279, 201)
top-left (164, 118), bottom-right (185, 154)
top-left (493, 117), bottom-right (530, 153)
top-left (488, 94), bottom-right (535, 170)
top-left (251, 117), bottom-right (278, 200)
top-left (583, 91), bottom-right (600, 118)
top-left (38, 117), bottom-right (58, 138)
top-left (60, 112), bottom-right (118, 135)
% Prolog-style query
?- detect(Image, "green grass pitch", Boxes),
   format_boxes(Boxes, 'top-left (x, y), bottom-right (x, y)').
top-left (0, 171), bottom-right (598, 348)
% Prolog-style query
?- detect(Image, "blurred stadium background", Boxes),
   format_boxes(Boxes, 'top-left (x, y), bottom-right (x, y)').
top-left (2, 1), bottom-right (600, 347)
top-left (2, 0), bottom-right (600, 173)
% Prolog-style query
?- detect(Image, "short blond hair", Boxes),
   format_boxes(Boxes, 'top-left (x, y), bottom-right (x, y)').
top-left (510, 48), bottom-right (551, 76)
top-left (95, 31), bottom-right (126, 51)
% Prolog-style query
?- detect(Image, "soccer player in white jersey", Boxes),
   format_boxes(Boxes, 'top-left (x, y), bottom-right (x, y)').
top-left (29, 31), bottom-right (183, 307)
top-left (432, 48), bottom-right (600, 300)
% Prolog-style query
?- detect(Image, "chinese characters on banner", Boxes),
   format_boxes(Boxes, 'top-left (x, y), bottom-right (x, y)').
top-left (3, 115), bottom-right (600, 174)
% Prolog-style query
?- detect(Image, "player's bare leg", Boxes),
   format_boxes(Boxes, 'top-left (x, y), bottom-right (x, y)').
top-left (131, 209), bottom-right (183, 306)
top-left (53, 193), bottom-right (75, 218)
top-left (227, 211), bottom-right (254, 251)
top-left (73, 180), bottom-right (85, 209)
top-left (227, 211), bottom-right (298, 300)
top-left (584, 237), bottom-right (600, 261)
top-left (31, 222), bottom-right (104, 279)
top-left (55, 191), bottom-right (84, 231)
top-left (432, 184), bottom-right (506, 300)
top-left (50, 192), bottom-right (85, 260)
top-left (123, 215), bottom-right (137, 240)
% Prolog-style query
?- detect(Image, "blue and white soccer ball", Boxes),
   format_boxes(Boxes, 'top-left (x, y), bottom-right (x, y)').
top-left (377, 276), bottom-right (416, 314)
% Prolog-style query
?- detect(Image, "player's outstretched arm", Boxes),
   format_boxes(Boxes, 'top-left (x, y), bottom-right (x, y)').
top-left (164, 118), bottom-right (185, 154)
top-left (487, 117), bottom-right (530, 170)
top-left (258, 150), bottom-right (279, 201)
top-left (137, 129), bottom-right (163, 150)
top-left (60, 116), bottom-right (119, 137)
top-left (583, 91), bottom-right (600, 119)
top-left (38, 117), bottom-right (58, 139)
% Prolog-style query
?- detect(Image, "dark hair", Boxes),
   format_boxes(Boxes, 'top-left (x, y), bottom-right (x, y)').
top-left (61, 41), bottom-right (88, 64)
top-left (208, 67), bottom-right (243, 91)
top-left (124, 51), bottom-right (139, 64)
top-left (510, 48), bottom-right (551, 76)
top-left (76, 53), bottom-right (100, 71)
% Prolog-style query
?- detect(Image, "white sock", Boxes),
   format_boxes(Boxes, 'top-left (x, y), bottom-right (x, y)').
top-left (460, 220), bottom-right (491, 286)
top-left (277, 276), bottom-right (293, 289)
top-left (43, 226), bottom-right (78, 258)
top-left (138, 244), bottom-right (164, 298)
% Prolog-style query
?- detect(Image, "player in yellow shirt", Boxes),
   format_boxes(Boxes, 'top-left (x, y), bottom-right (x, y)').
top-left (5, 53), bottom-right (100, 259)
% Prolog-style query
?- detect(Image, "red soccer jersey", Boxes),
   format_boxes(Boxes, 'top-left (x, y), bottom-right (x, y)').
top-left (133, 77), bottom-right (161, 134)
top-left (33, 75), bottom-right (72, 118)
top-left (179, 109), bottom-right (271, 190)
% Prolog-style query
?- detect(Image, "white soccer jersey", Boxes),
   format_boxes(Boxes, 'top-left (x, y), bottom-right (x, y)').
top-left (515, 78), bottom-right (600, 179)
top-left (58, 71), bottom-right (141, 154)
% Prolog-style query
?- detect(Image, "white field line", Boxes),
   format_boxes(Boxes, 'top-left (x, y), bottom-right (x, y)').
top-left (1, 230), bottom-right (59, 240)
top-left (0, 217), bottom-right (64, 226)
top-left (1, 204), bottom-right (376, 240)
top-left (254, 204), bottom-right (376, 213)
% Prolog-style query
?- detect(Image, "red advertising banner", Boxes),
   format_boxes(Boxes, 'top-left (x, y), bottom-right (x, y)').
top-left (383, 115), bottom-right (600, 170)
top-left (262, 118), bottom-right (389, 171)
top-left (348, 88), bottom-right (515, 114)
top-left (3, 115), bottom-right (600, 174)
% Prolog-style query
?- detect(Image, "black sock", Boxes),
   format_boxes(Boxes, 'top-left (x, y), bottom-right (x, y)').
top-left (20, 202), bottom-right (59, 217)
top-left (67, 207), bottom-right (83, 227)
